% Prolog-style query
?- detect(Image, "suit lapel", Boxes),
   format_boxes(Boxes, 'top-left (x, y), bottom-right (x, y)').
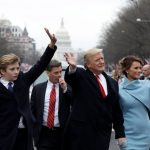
top-left (58, 85), bottom-right (63, 110)
top-left (86, 69), bottom-right (108, 100)
top-left (0, 81), bottom-right (13, 96)
top-left (86, 70), bottom-right (117, 99)
top-left (86, 69), bottom-right (101, 94)
top-left (39, 81), bottom-right (48, 118)
top-left (102, 72), bottom-right (117, 96)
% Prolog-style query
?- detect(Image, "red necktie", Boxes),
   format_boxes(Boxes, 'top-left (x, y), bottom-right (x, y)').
top-left (47, 84), bottom-right (56, 128)
top-left (96, 75), bottom-right (106, 98)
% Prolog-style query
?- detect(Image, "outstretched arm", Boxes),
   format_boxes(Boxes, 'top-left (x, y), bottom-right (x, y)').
top-left (24, 28), bottom-right (57, 85)
top-left (44, 28), bottom-right (57, 49)
top-left (64, 52), bottom-right (77, 71)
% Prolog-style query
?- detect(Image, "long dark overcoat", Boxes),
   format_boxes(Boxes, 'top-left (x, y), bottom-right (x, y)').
top-left (63, 67), bottom-right (125, 150)
top-left (0, 46), bottom-right (56, 150)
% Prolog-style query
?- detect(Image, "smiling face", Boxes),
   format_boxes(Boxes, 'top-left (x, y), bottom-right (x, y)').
top-left (1, 62), bottom-right (20, 81)
top-left (126, 61), bottom-right (142, 80)
top-left (87, 52), bottom-right (105, 74)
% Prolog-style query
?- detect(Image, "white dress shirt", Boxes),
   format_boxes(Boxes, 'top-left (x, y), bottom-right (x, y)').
top-left (68, 66), bottom-right (108, 95)
top-left (43, 80), bottom-right (60, 127)
top-left (96, 74), bottom-right (108, 96)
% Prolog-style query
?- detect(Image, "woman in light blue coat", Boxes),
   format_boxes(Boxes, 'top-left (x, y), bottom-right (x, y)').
top-left (119, 55), bottom-right (150, 150)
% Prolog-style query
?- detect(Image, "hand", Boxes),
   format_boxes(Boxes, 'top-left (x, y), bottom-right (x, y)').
top-left (44, 28), bottom-right (57, 49)
top-left (59, 78), bottom-right (67, 92)
top-left (117, 137), bottom-right (126, 146)
top-left (64, 52), bottom-right (76, 69)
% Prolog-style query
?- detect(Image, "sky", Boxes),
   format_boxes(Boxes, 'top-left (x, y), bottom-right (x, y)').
top-left (0, 0), bottom-right (128, 52)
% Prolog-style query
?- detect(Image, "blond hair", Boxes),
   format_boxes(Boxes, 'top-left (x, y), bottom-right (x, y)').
top-left (84, 48), bottom-right (103, 67)
top-left (0, 53), bottom-right (20, 70)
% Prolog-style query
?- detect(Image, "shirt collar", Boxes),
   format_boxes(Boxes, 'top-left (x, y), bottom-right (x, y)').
top-left (47, 80), bottom-right (59, 88)
top-left (0, 78), bottom-right (14, 88)
top-left (95, 73), bottom-right (105, 81)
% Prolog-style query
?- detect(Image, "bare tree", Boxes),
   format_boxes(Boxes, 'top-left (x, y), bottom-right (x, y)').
top-left (98, 0), bottom-right (150, 64)
top-left (0, 37), bottom-right (40, 65)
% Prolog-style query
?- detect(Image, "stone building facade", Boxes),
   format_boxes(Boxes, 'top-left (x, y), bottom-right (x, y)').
top-left (0, 18), bottom-right (35, 52)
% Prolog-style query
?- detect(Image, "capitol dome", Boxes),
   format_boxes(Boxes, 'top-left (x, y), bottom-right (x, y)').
top-left (0, 19), bottom-right (12, 26)
top-left (54, 18), bottom-right (72, 61)
top-left (55, 18), bottom-right (71, 51)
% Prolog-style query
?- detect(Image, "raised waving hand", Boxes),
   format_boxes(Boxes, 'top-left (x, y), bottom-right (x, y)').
top-left (44, 28), bottom-right (57, 49)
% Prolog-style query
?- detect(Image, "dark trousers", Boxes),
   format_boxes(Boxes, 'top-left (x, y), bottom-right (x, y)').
top-left (37, 126), bottom-right (62, 150)
top-left (12, 128), bottom-right (27, 150)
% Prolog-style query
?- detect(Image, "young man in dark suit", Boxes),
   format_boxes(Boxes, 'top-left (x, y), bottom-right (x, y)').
top-left (63, 48), bottom-right (126, 150)
top-left (0, 28), bottom-right (57, 150)
top-left (31, 59), bottom-right (71, 150)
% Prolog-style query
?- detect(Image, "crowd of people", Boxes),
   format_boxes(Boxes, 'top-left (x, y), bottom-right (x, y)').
top-left (0, 28), bottom-right (150, 150)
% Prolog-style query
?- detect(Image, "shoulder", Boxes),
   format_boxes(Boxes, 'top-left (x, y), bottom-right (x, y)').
top-left (103, 72), bottom-right (119, 92)
top-left (72, 66), bottom-right (86, 76)
top-left (142, 80), bottom-right (150, 88)
top-left (17, 71), bottom-right (24, 79)
top-left (104, 72), bottom-right (118, 85)
top-left (66, 66), bottom-right (86, 78)
top-left (33, 81), bottom-right (47, 90)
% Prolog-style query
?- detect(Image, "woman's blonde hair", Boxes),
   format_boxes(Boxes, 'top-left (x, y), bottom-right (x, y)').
top-left (0, 53), bottom-right (20, 71)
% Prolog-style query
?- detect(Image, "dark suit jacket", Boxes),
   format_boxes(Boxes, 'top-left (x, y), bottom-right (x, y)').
top-left (0, 46), bottom-right (56, 150)
top-left (63, 67), bottom-right (125, 150)
top-left (30, 81), bottom-right (71, 146)
top-left (140, 76), bottom-right (150, 80)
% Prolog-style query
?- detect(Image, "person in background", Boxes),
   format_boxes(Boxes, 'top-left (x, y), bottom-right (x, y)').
top-left (31, 59), bottom-right (72, 150)
top-left (141, 64), bottom-right (150, 80)
top-left (119, 55), bottom-right (150, 150)
top-left (0, 28), bottom-right (57, 150)
top-left (63, 48), bottom-right (125, 150)
top-left (112, 68), bottom-right (124, 83)
top-left (111, 69), bottom-right (121, 82)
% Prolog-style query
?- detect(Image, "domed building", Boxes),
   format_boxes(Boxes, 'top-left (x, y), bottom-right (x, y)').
top-left (0, 18), bottom-right (35, 52)
top-left (0, 19), bottom-right (11, 26)
top-left (54, 18), bottom-right (72, 62)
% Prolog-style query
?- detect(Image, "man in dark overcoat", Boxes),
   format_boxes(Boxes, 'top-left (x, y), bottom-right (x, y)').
top-left (0, 28), bottom-right (57, 150)
top-left (63, 48), bottom-right (126, 150)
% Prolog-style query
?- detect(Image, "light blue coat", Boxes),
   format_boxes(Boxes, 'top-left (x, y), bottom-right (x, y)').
top-left (119, 77), bottom-right (150, 150)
